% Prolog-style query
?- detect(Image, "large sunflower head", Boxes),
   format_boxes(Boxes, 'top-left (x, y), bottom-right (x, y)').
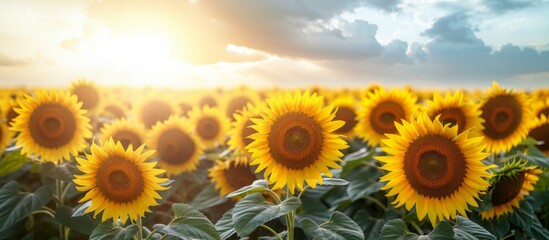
top-left (376, 112), bottom-right (494, 227)
top-left (425, 91), bottom-right (483, 135)
top-left (133, 95), bottom-right (178, 129)
top-left (100, 118), bottom-right (147, 150)
top-left (227, 103), bottom-right (261, 165)
top-left (331, 95), bottom-right (359, 138)
top-left (357, 87), bottom-right (418, 147)
top-left (528, 114), bottom-right (549, 155)
top-left (73, 138), bottom-right (169, 224)
top-left (209, 159), bottom-right (257, 197)
top-left (148, 115), bottom-right (204, 176)
top-left (70, 79), bottom-right (101, 113)
top-left (479, 82), bottom-right (533, 153)
top-left (245, 90), bottom-right (349, 194)
top-left (0, 122), bottom-right (10, 152)
top-left (479, 160), bottom-right (541, 220)
top-left (188, 106), bottom-right (230, 148)
top-left (10, 89), bottom-right (92, 163)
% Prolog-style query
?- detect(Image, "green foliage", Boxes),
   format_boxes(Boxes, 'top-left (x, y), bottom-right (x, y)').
top-left (232, 193), bottom-right (301, 237)
top-left (226, 179), bottom-right (270, 198)
top-left (0, 150), bottom-right (29, 177)
top-left (90, 222), bottom-right (138, 240)
top-left (379, 218), bottom-right (496, 240)
top-left (300, 211), bottom-right (365, 240)
top-left (153, 203), bottom-right (220, 240)
top-left (190, 184), bottom-right (228, 210)
top-left (215, 210), bottom-right (236, 240)
top-left (55, 205), bottom-right (96, 235)
top-left (0, 181), bottom-right (53, 232)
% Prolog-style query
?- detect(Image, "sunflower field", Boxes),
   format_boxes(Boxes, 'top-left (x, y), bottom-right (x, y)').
top-left (1, 81), bottom-right (549, 240)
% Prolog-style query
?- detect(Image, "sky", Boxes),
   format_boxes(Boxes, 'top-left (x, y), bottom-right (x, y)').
top-left (0, 0), bottom-right (548, 90)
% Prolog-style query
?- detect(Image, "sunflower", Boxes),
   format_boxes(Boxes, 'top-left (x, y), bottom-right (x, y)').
top-left (2, 98), bottom-right (20, 128)
top-left (479, 160), bottom-right (541, 220)
top-left (245, 90), bottom-right (348, 194)
top-left (376, 113), bottom-right (493, 227)
top-left (528, 114), bottom-right (549, 155)
top-left (100, 118), bottom-right (146, 150)
top-left (479, 82), bottom-right (533, 153)
top-left (223, 88), bottom-right (260, 121)
top-left (188, 106), bottom-right (230, 148)
top-left (148, 116), bottom-right (203, 176)
top-left (10, 89), bottom-right (92, 163)
top-left (331, 95), bottom-right (359, 138)
top-left (227, 103), bottom-right (262, 165)
top-left (532, 96), bottom-right (549, 118)
top-left (100, 101), bottom-right (127, 120)
top-left (198, 92), bottom-right (219, 108)
top-left (73, 138), bottom-right (168, 224)
top-left (70, 79), bottom-right (101, 113)
top-left (133, 95), bottom-right (178, 129)
top-left (0, 122), bottom-right (10, 151)
top-left (425, 91), bottom-right (483, 135)
top-left (356, 87), bottom-right (418, 147)
top-left (209, 159), bottom-right (257, 197)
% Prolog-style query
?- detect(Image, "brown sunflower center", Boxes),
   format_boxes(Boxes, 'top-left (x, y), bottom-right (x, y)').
top-left (112, 130), bottom-right (142, 149)
top-left (224, 163), bottom-right (257, 190)
top-left (433, 107), bottom-right (466, 133)
top-left (404, 134), bottom-right (466, 198)
top-left (197, 116), bottom-right (220, 140)
top-left (334, 106), bottom-right (357, 133)
top-left (96, 156), bottom-right (144, 203)
top-left (179, 103), bottom-right (192, 117)
top-left (268, 112), bottom-right (323, 169)
top-left (72, 86), bottom-right (99, 110)
top-left (538, 107), bottom-right (549, 118)
top-left (481, 95), bottom-right (522, 140)
top-left (491, 171), bottom-right (525, 206)
top-left (140, 100), bottom-right (173, 128)
top-left (227, 96), bottom-right (251, 120)
top-left (370, 101), bottom-right (405, 134)
top-left (529, 123), bottom-right (549, 152)
top-left (28, 103), bottom-right (76, 148)
top-left (199, 96), bottom-right (217, 108)
top-left (241, 119), bottom-right (256, 148)
top-left (104, 105), bottom-right (125, 119)
top-left (157, 128), bottom-right (196, 165)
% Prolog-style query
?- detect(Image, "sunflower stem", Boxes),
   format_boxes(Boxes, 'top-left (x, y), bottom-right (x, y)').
top-left (137, 217), bottom-right (144, 240)
top-left (364, 195), bottom-right (387, 212)
top-left (260, 224), bottom-right (283, 240)
top-left (285, 187), bottom-right (295, 240)
top-left (56, 178), bottom-right (69, 240)
top-left (144, 230), bottom-right (158, 240)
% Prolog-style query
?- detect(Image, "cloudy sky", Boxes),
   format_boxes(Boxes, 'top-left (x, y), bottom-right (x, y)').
top-left (1, 0), bottom-right (548, 90)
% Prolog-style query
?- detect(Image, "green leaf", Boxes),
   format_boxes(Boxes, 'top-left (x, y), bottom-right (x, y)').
top-left (232, 193), bottom-right (301, 237)
top-left (55, 205), bottom-right (96, 235)
top-left (379, 219), bottom-right (419, 240)
top-left (298, 196), bottom-right (331, 223)
top-left (190, 184), bottom-right (228, 210)
top-left (226, 179), bottom-right (270, 198)
top-left (300, 211), bottom-right (365, 240)
top-left (321, 178), bottom-right (349, 186)
top-left (341, 148), bottom-right (375, 177)
top-left (215, 210), bottom-right (236, 240)
top-left (471, 214), bottom-right (510, 239)
top-left (153, 203), bottom-right (220, 240)
top-left (0, 150), bottom-right (29, 177)
top-left (40, 162), bottom-right (77, 182)
top-left (90, 222), bottom-right (137, 240)
top-left (428, 221), bottom-right (454, 240)
top-left (346, 166), bottom-right (383, 201)
top-left (530, 214), bottom-right (549, 240)
top-left (520, 145), bottom-right (549, 169)
top-left (509, 200), bottom-right (534, 232)
top-left (0, 184), bottom-right (53, 232)
top-left (72, 201), bottom-right (92, 217)
top-left (453, 216), bottom-right (496, 240)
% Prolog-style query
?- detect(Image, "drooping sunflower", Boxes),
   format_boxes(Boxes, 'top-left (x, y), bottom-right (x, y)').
top-left (376, 113), bottom-right (493, 227)
top-left (11, 89), bottom-right (92, 163)
top-left (227, 103), bottom-right (262, 165)
top-left (246, 90), bottom-right (348, 194)
top-left (0, 122), bottom-right (10, 151)
top-left (73, 138), bottom-right (168, 224)
top-left (148, 116), bottom-right (203, 176)
top-left (188, 106), bottom-right (230, 148)
top-left (331, 95), bottom-right (359, 138)
top-left (70, 79), bottom-right (101, 113)
top-left (223, 88), bottom-right (260, 121)
top-left (425, 91), bottom-right (483, 135)
top-left (209, 159), bottom-right (257, 197)
top-left (479, 160), bottom-right (542, 220)
top-left (479, 82), bottom-right (533, 153)
top-left (100, 118), bottom-right (146, 150)
top-left (133, 95), bottom-right (178, 129)
top-left (528, 114), bottom-right (549, 155)
top-left (356, 87), bottom-right (418, 147)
